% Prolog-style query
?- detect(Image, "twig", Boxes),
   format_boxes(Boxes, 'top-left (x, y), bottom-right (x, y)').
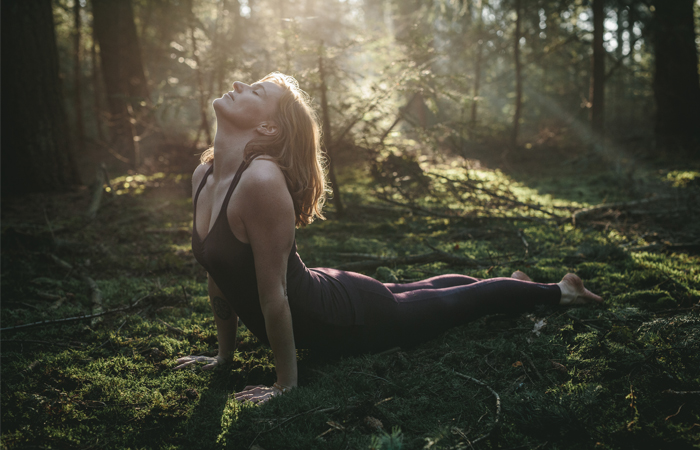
top-left (249, 406), bottom-right (339, 448)
top-left (453, 370), bottom-right (501, 444)
top-left (376, 194), bottom-right (551, 224)
top-left (156, 318), bottom-right (186, 335)
top-left (520, 351), bottom-right (544, 382)
top-left (662, 389), bottom-right (700, 395)
top-left (376, 346), bottom-right (401, 357)
top-left (571, 195), bottom-right (675, 225)
top-left (2, 339), bottom-right (83, 348)
top-left (665, 403), bottom-right (685, 421)
top-left (0, 295), bottom-right (149, 332)
top-left (429, 172), bottom-right (558, 217)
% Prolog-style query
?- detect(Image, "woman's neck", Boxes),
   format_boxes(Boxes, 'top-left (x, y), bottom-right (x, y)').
top-left (212, 124), bottom-right (258, 181)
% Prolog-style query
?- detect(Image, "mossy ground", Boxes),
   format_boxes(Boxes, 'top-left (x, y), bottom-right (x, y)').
top-left (2, 144), bottom-right (699, 450)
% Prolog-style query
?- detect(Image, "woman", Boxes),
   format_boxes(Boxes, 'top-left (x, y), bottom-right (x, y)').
top-left (173, 73), bottom-right (603, 404)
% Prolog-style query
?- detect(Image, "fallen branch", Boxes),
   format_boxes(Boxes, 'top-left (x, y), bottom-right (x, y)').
top-left (2, 339), bottom-right (83, 348)
top-left (572, 195), bottom-right (675, 225)
top-left (156, 318), bottom-right (186, 335)
top-left (453, 370), bottom-right (501, 444)
top-left (336, 249), bottom-right (487, 271)
top-left (0, 295), bottom-right (149, 333)
top-left (662, 389), bottom-right (700, 396)
top-left (376, 195), bottom-right (551, 224)
top-left (429, 172), bottom-right (558, 218)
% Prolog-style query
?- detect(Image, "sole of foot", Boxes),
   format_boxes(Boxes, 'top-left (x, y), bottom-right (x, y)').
top-left (558, 273), bottom-right (603, 305)
top-left (511, 270), bottom-right (532, 282)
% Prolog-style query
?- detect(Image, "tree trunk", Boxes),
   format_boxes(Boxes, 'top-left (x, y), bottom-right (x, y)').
top-left (651, 0), bottom-right (700, 152)
top-left (92, 0), bottom-right (152, 167)
top-left (1, 0), bottom-right (79, 194)
top-left (187, 0), bottom-right (212, 149)
top-left (511, 0), bottom-right (523, 146)
top-left (470, 0), bottom-right (484, 131)
top-left (91, 19), bottom-right (106, 143)
top-left (73, 0), bottom-right (86, 157)
top-left (589, 0), bottom-right (605, 136)
top-left (318, 44), bottom-right (345, 218)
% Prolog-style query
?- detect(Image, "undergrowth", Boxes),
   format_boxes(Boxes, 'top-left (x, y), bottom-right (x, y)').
top-left (1, 148), bottom-right (699, 450)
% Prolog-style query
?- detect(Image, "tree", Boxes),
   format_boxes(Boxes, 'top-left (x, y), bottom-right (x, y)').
top-left (651, 0), bottom-right (700, 152)
top-left (1, 0), bottom-right (79, 194)
top-left (92, 0), bottom-right (153, 167)
top-left (589, 0), bottom-right (605, 136)
top-left (511, 0), bottom-right (523, 145)
top-left (318, 43), bottom-right (345, 217)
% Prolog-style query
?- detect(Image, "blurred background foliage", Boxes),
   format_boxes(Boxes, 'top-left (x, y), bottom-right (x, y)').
top-left (2, 0), bottom-right (699, 195)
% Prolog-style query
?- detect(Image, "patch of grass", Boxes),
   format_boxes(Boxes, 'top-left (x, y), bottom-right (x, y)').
top-left (2, 150), bottom-right (699, 450)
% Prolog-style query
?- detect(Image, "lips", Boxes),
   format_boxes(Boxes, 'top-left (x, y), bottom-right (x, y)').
top-left (226, 92), bottom-right (234, 101)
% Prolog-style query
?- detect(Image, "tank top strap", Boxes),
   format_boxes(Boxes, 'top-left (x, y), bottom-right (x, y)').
top-left (219, 157), bottom-right (254, 215)
top-left (193, 164), bottom-right (214, 209)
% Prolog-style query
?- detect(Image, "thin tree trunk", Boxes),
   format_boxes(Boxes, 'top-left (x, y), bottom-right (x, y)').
top-left (589, 0), bottom-right (605, 136)
top-left (318, 43), bottom-right (344, 218)
top-left (73, 0), bottom-right (86, 157)
top-left (651, 0), bottom-right (700, 152)
top-left (469, 0), bottom-right (484, 130)
top-left (91, 20), bottom-right (105, 143)
top-left (1, 0), bottom-right (79, 194)
top-left (511, 0), bottom-right (523, 146)
top-left (189, 19), bottom-right (212, 147)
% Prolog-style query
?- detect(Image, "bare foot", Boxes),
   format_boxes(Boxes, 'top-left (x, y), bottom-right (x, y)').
top-left (511, 270), bottom-right (532, 282)
top-left (557, 273), bottom-right (603, 305)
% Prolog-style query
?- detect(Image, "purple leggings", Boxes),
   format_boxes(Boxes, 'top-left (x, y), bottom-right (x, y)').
top-left (341, 274), bottom-right (561, 353)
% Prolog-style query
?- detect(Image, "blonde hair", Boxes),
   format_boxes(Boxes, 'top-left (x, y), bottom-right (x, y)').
top-left (201, 72), bottom-right (329, 227)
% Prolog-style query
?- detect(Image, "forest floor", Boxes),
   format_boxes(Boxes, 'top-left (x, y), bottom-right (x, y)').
top-left (1, 140), bottom-right (699, 450)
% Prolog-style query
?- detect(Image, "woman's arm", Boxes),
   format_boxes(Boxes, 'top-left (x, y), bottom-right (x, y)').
top-left (173, 274), bottom-right (239, 370)
top-left (232, 159), bottom-right (297, 402)
top-left (207, 273), bottom-right (239, 361)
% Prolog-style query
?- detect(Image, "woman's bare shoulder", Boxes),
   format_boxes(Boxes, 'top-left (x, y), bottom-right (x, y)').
top-left (241, 158), bottom-right (287, 188)
top-left (238, 159), bottom-right (293, 215)
top-left (191, 162), bottom-right (212, 194)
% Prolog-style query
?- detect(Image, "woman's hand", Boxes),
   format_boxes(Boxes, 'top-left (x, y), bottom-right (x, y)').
top-left (172, 355), bottom-right (224, 371)
top-left (234, 385), bottom-right (283, 404)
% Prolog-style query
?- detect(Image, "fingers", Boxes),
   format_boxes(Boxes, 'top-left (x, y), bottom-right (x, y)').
top-left (173, 355), bottom-right (218, 370)
top-left (201, 362), bottom-right (218, 371)
top-left (173, 359), bottom-right (197, 370)
top-left (234, 386), bottom-right (277, 404)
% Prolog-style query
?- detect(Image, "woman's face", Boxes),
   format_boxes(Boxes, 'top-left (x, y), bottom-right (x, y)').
top-left (213, 80), bottom-right (285, 131)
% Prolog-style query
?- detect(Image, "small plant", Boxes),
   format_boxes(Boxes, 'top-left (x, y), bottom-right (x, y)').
top-left (370, 426), bottom-right (403, 450)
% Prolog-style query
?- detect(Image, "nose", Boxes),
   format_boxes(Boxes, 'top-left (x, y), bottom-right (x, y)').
top-left (232, 81), bottom-right (249, 93)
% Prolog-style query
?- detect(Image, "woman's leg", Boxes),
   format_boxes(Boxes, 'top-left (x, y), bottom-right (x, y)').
top-left (384, 274), bottom-right (480, 293)
top-left (391, 278), bottom-right (561, 347)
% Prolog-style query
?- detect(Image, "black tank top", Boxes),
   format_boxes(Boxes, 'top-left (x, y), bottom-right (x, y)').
top-left (191, 159), bottom-right (366, 348)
